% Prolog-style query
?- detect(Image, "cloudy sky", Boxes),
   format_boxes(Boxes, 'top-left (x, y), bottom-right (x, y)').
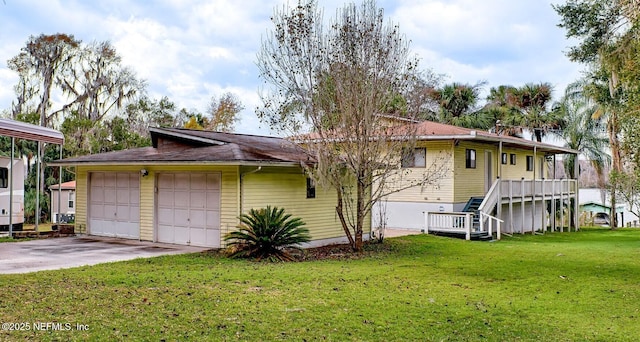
top-left (0, 0), bottom-right (583, 136)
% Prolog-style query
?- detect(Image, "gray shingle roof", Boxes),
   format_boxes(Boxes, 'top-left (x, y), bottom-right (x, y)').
top-left (52, 128), bottom-right (312, 166)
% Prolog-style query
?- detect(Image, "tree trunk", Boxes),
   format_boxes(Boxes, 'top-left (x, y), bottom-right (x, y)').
top-left (335, 188), bottom-right (355, 247)
top-left (608, 71), bottom-right (621, 229)
top-left (354, 169), bottom-right (366, 252)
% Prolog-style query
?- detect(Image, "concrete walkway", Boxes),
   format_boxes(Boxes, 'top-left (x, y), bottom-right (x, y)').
top-left (0, 236), bottom-right (208, 274)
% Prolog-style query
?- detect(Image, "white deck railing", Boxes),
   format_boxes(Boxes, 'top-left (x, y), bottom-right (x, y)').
top-left (479, 211), bottom-right (503, 240)
top-left (424, 211), bottom-right (473, 240)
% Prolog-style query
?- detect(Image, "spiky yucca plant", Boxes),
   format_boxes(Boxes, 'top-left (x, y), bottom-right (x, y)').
top-left (224, 206), bottom-right (310, 261)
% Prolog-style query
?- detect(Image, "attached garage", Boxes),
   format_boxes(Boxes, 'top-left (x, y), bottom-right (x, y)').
top-left (53, 127), bottom-right (356, 249)
top-left (156, 172), bottom-right (221, 248)
top-left (88, 172), bottom-right (140, 239)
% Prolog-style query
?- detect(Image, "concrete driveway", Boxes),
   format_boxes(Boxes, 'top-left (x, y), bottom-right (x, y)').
top-left (0, 236), bottom-right (209, 274)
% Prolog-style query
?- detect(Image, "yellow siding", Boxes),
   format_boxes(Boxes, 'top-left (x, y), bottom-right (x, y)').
top-left (453, 141), bottom-right (500, 202)
top-left (498, 148), bottom-right (536, 180)
top-left (383, 141), bottom-right (455, 203)
top-left (75, 169), bottom-right (88, 234)
top-left (242, 167), bottom-right (367, 241)
top-left (75, 165), bottom-right (239, 243)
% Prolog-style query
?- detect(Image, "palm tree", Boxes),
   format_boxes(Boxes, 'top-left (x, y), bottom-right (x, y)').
top-left (485, 83), bottom-right (560, 141)
top-left (553, 81), bottom-right (610, 181)
top-left (429, 82), bottom-right (492, 129)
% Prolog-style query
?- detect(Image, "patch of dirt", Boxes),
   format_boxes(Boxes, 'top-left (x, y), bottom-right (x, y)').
top-left (292, 240), bottom-right (393, 261)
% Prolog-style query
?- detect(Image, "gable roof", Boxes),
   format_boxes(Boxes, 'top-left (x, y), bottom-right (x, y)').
top-left (49, 180), bottom-right (76, 190)
top-left (51, 128), bottom-right (312, 166)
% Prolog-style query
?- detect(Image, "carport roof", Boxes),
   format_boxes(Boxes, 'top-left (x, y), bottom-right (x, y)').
top-left (0, 118), bottom-right (64, 145)
top-left (51, 127), bottom-right (313, 166)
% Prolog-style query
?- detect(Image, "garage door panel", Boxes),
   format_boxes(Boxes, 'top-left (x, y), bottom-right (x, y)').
top-left (206, 210), bottom-right (220, 227)
top-left (116, 188), bottom-right (130, 204)
top-left (158, 174), bottom-right (174, 188)
top-left (206, 192), bottom-right (220, 209)
top-left (91, 172), bottom-right (104, 186)
top-left (104, 189), bottom-right (116, 204)
top-left (157, 225), bottom-right (174, 242)
top-left (174, 209), bottom-right (189, 226)
top-left (190, 192), bottom-right (206, 208)
top-left (90, 204), bottom-right (104, 219)
top-left (104, 173), bottom-right (116, 186)
top-left (175, 174), bottom-right (189, 189)
top-left (117, 173), bottom-right (130, 187)
top-left (189, 210), bottom-right (205, 228)
top-left (117, 205), bottom-right (130, 221)
top-left (158, 208), bottom-right (174, 225)
top-left (190, 173), bottom-right (206, 187)
top-left (173, 226), bottom-right (190, 244)
top-left (130, 206), bottom-right (140, 222)
top-left (190, 228), bottom-right (208, 247)
top-left (104, 204), bottom-right (116, 219)
top-left (174, 191), bottom-right (190, 208)
top-left (158, 191), bottom-right (173, 206)
top-left (206, 229), bottom-right (220, 248)
top-left (130, 192), bottom-right (140, 205)
top-left (206, 174), bottom-right (220, 190)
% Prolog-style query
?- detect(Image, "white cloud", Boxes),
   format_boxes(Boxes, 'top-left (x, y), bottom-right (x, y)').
top-left (0, 0), bottom-right (585, 132)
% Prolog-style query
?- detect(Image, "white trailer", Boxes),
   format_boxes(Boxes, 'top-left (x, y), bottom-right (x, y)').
top-left (0, 156), bottom-right (24, 231)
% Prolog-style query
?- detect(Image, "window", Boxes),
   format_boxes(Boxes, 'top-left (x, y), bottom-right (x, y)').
top-left (401, 148), bottom-right (426, 168)
top-left (465, 149), bottom-right (476, 169)
top-left (0, 167), bottom-right (7, 188)
top-left (510, 154), bottom-right (517, 165)
top-left (526, 156), bottom-right (534, 171)
top-left (68, 191), bottom-right (75, 208)
top-left (306, 177), bottom-right (316, 199)
top-left (501, 153), bottom-right (507, 165)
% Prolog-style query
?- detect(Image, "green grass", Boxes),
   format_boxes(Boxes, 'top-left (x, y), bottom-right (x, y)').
top-left (1, 228), bottom-right (639, 341)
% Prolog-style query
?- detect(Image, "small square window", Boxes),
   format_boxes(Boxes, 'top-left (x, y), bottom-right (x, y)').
top-left (306, 177), bottom-right (316, 199)
top-left (401, 148), bottom-right (426, 168)
top-left (465, 149), bottom-right (476, 169)
top-left (501, 153), bottom-right (507, 165)
top-left (510, 154), bottom-right (517, 165)
top-left (526, 156), bottom-right (534, 171)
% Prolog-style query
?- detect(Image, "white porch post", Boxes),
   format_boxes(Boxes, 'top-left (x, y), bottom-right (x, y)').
top-left (521, 178), bottom-right (525, 234)
top-left (465, 213), bottom-right (471, 240)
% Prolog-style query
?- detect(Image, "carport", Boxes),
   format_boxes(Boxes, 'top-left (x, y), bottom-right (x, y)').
top-left (0, 118), bottom-right (64, 236)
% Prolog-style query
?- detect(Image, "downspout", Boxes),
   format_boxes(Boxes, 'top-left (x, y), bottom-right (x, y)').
top-left (239, 165), bottom-right (262, 216)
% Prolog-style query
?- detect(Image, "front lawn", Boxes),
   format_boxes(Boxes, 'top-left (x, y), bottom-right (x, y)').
top-left (0, 228), bottom-right (638, 341)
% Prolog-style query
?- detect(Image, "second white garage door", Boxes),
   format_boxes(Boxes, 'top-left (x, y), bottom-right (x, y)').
top-left (156, 173), bottom-right (221, 248)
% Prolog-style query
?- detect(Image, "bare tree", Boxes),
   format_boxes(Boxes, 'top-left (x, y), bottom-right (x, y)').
top-left (205, 92), bottom-right (244, 132)
top-left (257, 0), bottom-right (446, 251)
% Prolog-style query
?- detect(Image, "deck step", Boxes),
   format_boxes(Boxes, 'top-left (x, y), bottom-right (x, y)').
top-left (429, 230), bottom-right (493, 241)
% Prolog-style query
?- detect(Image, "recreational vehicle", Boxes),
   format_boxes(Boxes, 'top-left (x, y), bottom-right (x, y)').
top-left (0, 156), bottom-right (24, 231)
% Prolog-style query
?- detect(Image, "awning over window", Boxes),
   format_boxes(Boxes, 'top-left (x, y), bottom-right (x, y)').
top-left (0, 118), bottom-right (64, 145)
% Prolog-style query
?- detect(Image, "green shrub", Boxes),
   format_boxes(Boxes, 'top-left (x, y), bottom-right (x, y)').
top-left (224, 206), bottom-right (310, 261)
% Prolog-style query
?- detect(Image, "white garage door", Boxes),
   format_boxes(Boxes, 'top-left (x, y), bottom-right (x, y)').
top-left (89, 172), bottom-right (140, 239)
top-left (156, 173), bottom-right (221, 248)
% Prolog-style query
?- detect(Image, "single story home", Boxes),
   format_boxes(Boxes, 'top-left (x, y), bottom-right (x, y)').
top-left (579, 201), bottom-right (625, 227)
top-left (49, 180), bottom-right (76, 223)
top-left (52, 128), bottom-right (365, 248)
